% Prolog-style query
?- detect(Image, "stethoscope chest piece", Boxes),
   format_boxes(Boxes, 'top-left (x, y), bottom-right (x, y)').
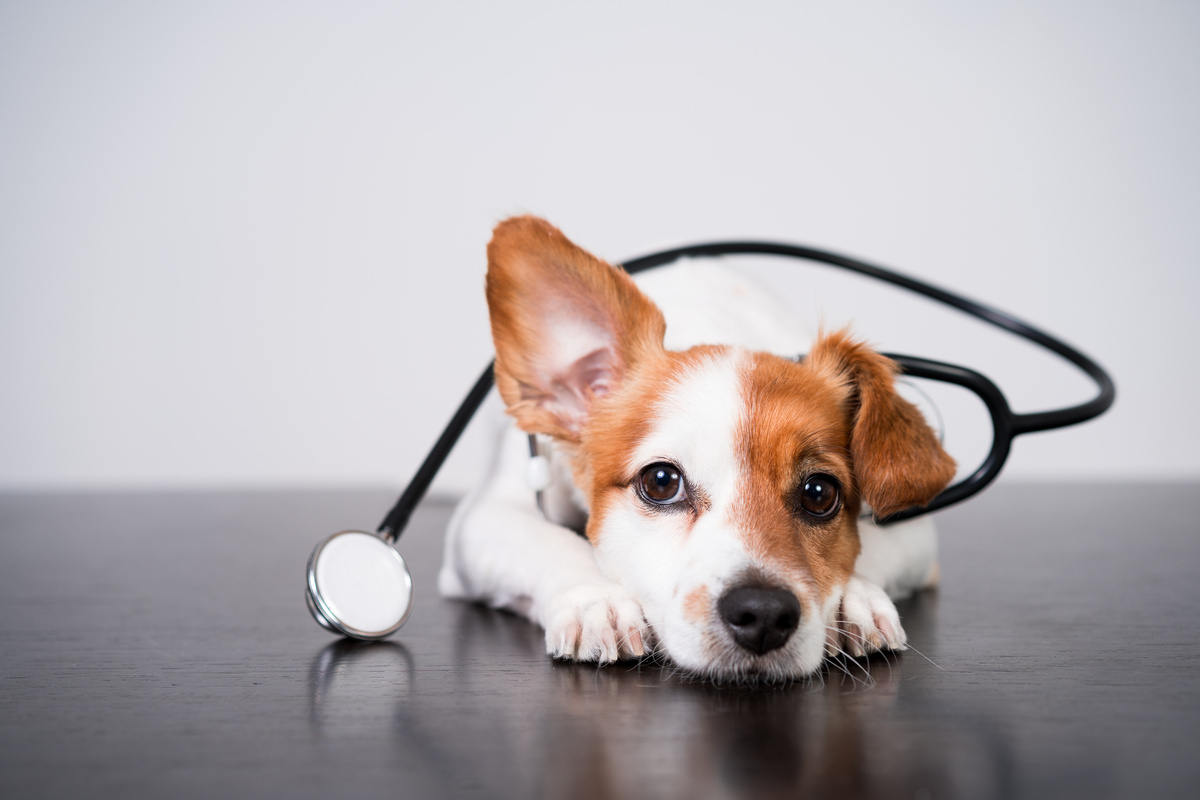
top-left (306, 530), bottom-right (414, 640)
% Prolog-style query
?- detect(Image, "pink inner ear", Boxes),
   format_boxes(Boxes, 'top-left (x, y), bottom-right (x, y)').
top-left (529, 347), bottom-right (617, 437)
top-left (525, 299), bottom-right (623, 434)
top-left (570, 347), bottom-right (616, 397)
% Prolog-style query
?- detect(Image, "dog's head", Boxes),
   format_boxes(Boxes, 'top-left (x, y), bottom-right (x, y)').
top-left (486, 216), bottom-right (955, 680)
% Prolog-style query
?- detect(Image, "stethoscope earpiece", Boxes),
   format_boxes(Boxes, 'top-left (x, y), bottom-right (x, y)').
top-left (306, 530), bottom-right (414, 640)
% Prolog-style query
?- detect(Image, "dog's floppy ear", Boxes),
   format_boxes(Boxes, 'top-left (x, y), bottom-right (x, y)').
top-left (485, 216), bottom-right (666, 442)
top-left (808, 330), bottom-right (956, 518)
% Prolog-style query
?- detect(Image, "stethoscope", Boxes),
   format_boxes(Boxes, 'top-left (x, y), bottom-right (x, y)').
top-left (305, 240), bottom-right (1117, 641)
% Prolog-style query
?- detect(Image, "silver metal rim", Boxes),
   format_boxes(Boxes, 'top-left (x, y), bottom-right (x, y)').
top-left (305, 530), bottom-right (414, 640)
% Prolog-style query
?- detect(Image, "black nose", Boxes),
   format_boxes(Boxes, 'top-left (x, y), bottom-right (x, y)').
top-left (718, 585), bottom-right (801, 655)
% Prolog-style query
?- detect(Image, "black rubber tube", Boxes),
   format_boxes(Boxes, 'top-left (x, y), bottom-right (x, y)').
top-left (377, 363), bottom-right (495, 540)
top-left (622, 241), bottom-right (1116, 435)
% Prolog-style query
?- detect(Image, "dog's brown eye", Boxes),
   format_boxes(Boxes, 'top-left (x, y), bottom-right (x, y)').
top-left (639, 463), bottom-right (685, 505)
top-left (798, 474), bottom-right (840, 519)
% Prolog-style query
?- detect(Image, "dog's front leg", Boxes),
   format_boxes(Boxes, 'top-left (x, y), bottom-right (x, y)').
top-left (439, 426), bottom-right (647, 663)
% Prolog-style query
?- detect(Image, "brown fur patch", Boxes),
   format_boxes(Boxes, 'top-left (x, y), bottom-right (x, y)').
top-left (806, 330), bottom-right (956, 518)
top-left (582, 346), bottom-right (727, 542)
top-left (732, 351), bottom-right (863, 599)
top-left (682, 586), bottom-right (711, 624)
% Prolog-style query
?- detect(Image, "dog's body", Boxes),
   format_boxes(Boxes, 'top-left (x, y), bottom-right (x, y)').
top-left (439, 217), bottom-right (953, 681)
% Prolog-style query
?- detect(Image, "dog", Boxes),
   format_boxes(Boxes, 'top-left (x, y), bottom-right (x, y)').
top-left (438, 216), bottom-right (955, 682)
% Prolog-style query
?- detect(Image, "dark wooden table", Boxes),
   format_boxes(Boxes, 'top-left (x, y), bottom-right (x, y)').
top-left (2, 484), bottom-right (1197, 799)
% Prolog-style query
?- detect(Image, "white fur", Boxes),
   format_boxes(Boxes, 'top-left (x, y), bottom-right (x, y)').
top-left (636, 261), bottom-right (813, 356)
top-left (440, 261), bottom-right (939, 678)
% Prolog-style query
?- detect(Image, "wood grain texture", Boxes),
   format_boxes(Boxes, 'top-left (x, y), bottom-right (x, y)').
top-left (1, 484), bottom-right (1197, 799)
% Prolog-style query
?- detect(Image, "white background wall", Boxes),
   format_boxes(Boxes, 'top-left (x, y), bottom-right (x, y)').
top-left (2, 1), bottom-right (1197, 497)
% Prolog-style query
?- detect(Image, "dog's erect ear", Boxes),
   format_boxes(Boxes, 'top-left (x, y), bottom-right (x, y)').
top-left (485, 216), bottom-right (666, 442)
top-left (808, 330), bottom-right (957, 518)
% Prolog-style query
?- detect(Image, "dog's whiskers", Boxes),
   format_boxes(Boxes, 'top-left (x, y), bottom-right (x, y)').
top-left (824, 625), bottom-right (900, 689)
top-left (899, 640), bottom-right (944, 671)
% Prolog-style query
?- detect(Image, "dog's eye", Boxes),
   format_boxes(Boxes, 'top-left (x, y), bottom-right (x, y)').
top-left (638, 463), bottom-right (686, 505)
top-left (798, 474), bottom-right (841, 519)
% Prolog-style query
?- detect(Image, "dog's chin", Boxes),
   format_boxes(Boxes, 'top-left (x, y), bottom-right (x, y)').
top-left (663, 648), bottom-right (827, 686)
top-left (650, 624), bottom-right (829, 685)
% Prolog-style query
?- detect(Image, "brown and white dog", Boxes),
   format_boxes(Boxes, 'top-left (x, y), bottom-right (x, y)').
top-left (439, 216), bottom-right (955, 682)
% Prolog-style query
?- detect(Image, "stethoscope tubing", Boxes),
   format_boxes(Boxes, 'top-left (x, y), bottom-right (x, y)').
top-left (377, 241), bottom-right (1116, 537)
top-left (378, 363), bottom-right (495, 541)
top-left (623, 241), bottom-right (1116, 435)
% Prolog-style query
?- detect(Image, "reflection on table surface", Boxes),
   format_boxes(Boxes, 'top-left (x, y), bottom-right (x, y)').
top-left (307, 594), bottom-right (1013, 800)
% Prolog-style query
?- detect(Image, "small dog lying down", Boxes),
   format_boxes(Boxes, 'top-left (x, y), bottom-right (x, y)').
top-left (439, 216), bottom-right (955, 682)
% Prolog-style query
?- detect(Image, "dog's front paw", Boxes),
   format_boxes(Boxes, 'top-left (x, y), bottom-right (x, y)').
top-left (828, 576), bottom-right (907, 658)
top-left (543, 582), bottom-right (648, 664)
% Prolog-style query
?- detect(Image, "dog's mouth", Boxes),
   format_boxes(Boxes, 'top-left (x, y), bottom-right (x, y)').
top-left (649, 639), bottom-right (818, 686)
top-left (642, 609), bottom-right (828, 685)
